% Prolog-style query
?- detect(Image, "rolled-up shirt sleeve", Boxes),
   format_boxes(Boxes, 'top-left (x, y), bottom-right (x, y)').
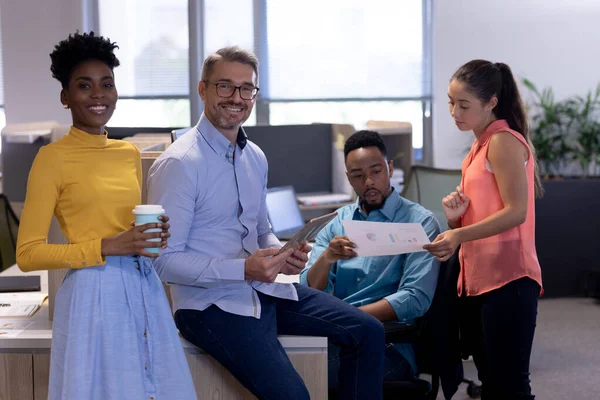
top-left (299, 217), bottom-right (338, 294)
top-left (384, 215), bottom-right (441, 321)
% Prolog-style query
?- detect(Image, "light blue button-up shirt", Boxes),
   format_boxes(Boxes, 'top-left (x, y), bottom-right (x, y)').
top-left (147, 114), bottom-right (297, 319)
top-left (299, 189), bottom-right (441, 372)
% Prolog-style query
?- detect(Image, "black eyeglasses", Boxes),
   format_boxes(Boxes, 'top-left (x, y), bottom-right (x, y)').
top-left (206, 81), bottom-right (260, 100)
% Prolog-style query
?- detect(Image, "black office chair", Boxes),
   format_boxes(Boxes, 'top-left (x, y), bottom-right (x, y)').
top-left (386, 250), bottom-right (463, 400)
top-left (329, 249), bottom-right (481, 400)
top-left (0, 194), bottom-right (20, 272)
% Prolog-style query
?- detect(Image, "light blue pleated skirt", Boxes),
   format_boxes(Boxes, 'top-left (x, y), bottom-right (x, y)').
top-left (49, 256), bottom-right (197, 400)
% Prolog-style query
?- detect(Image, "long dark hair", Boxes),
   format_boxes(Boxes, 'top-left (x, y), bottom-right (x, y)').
top-left (452, 60), bottom-right (543, 197)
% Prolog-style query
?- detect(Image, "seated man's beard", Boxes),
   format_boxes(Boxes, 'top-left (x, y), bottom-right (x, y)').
top-left (361, 198), bottom-right (385, 213)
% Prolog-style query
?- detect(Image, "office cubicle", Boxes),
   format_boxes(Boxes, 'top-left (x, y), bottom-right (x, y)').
top-left (246, 123), bottom-right (413, 196)
top-left (2, 120), bottom-right (412, 203)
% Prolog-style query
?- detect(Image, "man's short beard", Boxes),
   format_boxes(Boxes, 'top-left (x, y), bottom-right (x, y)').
top-left (361, 199), bottom-right (384, 214)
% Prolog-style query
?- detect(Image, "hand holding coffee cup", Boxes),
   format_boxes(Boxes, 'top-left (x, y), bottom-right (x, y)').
top-left (132, 205), bottom-right (169, 254)
top-left (100, 206), bottom-right (170, 258)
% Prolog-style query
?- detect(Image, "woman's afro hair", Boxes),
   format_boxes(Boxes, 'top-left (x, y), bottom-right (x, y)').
top-left (50, 31), bottom-right (120, 89)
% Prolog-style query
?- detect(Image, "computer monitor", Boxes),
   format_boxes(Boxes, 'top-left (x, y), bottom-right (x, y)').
top-left (244, 124), bottom-right (332, 194)
top-left (265, 186), bottom-right (305, 240)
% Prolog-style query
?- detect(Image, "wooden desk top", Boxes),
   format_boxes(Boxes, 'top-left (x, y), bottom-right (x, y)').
top-left (0, 266), bottom-right (325, 353)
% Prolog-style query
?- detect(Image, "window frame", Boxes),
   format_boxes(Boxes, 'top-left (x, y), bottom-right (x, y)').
top-left (92, 0), bottom-right (433, 164)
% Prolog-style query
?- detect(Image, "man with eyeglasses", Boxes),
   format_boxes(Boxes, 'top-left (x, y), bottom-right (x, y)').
top-left (147, 46), bottom-right (385, 400)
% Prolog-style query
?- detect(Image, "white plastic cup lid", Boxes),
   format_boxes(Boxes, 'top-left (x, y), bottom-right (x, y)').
top-left (132, 205), bottom-right (165, 215)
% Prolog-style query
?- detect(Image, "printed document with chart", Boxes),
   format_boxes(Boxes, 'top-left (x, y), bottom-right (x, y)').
top-left (342, 220), bottom-right (431, 257)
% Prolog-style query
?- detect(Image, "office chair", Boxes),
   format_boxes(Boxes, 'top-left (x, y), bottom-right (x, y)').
top-left (0, 194), bottom-right (20, 272)
top-left (384, 249), bottom-right (464, 400)
top-left (401, 166), bottom-right (462, 229)
top-left (329, 249), bottom-right (481, 400)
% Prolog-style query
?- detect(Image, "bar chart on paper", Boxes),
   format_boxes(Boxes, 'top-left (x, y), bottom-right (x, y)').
top-left (342, 220), bottom-right (431, 257)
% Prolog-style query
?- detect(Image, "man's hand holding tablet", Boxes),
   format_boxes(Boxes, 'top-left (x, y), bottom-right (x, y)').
top-left (278, 212), bottom-right (338, 253)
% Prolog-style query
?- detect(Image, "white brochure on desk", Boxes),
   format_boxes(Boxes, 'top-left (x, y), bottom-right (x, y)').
top-left (0, 292), bottom-right (48, 317)
top-left (342, 220), bottom-right (430, 257)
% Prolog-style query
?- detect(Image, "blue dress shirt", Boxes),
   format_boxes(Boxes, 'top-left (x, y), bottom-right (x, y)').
top-left (148, 114), bottom-right (297, 319)
top-left (299, 189), bottom-right (441, 373)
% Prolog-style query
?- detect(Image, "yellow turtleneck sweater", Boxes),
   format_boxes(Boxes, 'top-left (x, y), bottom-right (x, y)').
top-left (16, 127), bottom-right (142, 272)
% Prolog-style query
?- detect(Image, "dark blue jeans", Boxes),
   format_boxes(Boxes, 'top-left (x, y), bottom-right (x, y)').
top-left (328, 342), bottom-right (414, 388)
top-left (175, 284), bottom-right (385, 400)
top-left (461, 277), bottom-right (540, 400)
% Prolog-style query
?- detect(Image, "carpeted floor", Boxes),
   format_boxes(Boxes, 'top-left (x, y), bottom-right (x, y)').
top-left (438, 297), bottom-right (600, 400)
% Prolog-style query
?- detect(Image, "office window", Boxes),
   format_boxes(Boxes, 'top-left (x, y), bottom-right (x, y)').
top-left (98, 0), bottom-right (189, 127)
top-left (269, 100), bottom-right (423, 147)
top-left (93, 0), bottom-right (431, 158)
top-left (108, 99), bottom-right (190, 127)
top-left (204, 0), bottom-right (254, 59)
top-left (266, 0), bottom-right (423, 99)
top-left (0, 13), bottom-right (5, 153)
top-left (204, 0), bottom-right (256, 125)
top-left (264, 0), bottom-right (429, 157)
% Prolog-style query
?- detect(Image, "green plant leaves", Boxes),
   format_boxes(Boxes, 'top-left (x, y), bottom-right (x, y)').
top-left (523, 79), bottom-right (600, 177)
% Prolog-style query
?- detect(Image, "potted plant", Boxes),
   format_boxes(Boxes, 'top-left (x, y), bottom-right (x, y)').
top-left (522, 79), bottom-right (574, 178)
top-left (522, 80), bottom-right (600, 298)
top-left (562, 83), bottom-right (600, 177)
top-left (523, 79), bottom-right (600, 178)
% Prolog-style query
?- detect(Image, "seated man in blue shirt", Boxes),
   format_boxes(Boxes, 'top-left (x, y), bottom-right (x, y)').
top-left (300, 130), bottom-right (441, 386)
top-left (147, 46), bottom-right (385, 400)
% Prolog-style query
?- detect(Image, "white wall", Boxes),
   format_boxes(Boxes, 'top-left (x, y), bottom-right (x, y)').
top-left (0, 0), bottom-right (87, 125)
top-left (432, 0), bottom-right (600, 168)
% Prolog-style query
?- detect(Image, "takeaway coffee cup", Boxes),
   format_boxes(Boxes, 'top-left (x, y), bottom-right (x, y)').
top-left (132, 205), bottom-right (165, 254)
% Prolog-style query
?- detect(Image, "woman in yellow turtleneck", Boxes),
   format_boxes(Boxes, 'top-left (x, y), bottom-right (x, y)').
top-left (16, 32), bottom-right (196, 400)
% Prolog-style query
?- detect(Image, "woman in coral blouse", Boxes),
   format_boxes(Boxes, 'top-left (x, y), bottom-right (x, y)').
top-left (424, 60), bottom-right (543, 400)
top-left (16, 32), bottom-right (196, 400)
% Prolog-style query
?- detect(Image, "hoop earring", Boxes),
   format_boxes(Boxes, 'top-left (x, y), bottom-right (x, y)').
top-left (63, 104), bottom-right (70, 110)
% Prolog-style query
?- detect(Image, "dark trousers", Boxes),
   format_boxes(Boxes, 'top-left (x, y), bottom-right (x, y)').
top-left (328, 342), bottom-right (414, 388)
top-left (175, 284), bottom-right (385, 400)
top-left (461, 277), bottom-right (540, 400)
